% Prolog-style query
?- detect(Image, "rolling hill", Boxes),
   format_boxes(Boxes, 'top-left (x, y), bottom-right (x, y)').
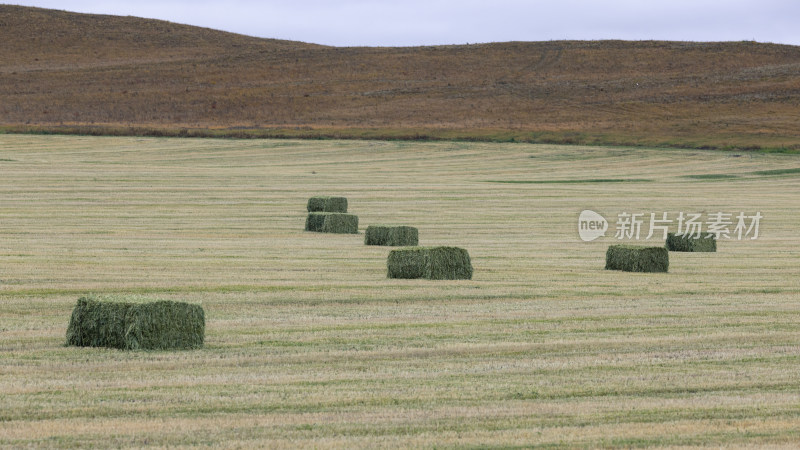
top-left (2, 5), bottom-right (800, 150)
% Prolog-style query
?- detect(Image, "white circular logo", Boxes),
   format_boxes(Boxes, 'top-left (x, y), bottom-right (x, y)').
top-left (578, 210), bottom-right (608, 242)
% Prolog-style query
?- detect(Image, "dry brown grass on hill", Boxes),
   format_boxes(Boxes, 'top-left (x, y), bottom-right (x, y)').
top-left (2, 5), bottom-right (800, 149)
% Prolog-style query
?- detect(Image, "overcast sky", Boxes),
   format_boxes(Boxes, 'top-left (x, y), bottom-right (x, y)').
top-left (9, 0), bottom-right (800, 47)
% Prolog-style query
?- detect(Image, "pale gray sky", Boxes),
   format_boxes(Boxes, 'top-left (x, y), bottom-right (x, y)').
top-left (8, 0), bottom-right (800, 46)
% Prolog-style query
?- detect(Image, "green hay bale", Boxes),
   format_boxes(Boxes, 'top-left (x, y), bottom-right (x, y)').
top-left (307, 196), bottom-right (348, 213)
top-left (305, 212), bottom-right (358, 233)
top-left (66, 295), bottom-right (204, 350)
top-left (322, 213), bottom-right (358, 234)
top-left (387, 246), bottom-right (473, 280)
top-left (305, 212), bottom-right (328, 232)
top-left (364, 225), bottom-right (419, 246)
top-left (666, 232), bottom-right (717, 252)
top-left (605, 245), bottom-right (669, 273)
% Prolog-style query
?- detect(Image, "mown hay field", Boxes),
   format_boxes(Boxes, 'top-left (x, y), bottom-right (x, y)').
top-left (0, 134), bottom-right (799, 448)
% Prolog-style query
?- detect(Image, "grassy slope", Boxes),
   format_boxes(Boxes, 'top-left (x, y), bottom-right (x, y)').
top-left (0, 135), bottom-right (799, 446)
top-left (2, 5), bottom-right (800, 150)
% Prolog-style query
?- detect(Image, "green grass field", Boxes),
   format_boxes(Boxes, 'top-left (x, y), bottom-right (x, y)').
top-left (1, 135), bottom-right (799, 447)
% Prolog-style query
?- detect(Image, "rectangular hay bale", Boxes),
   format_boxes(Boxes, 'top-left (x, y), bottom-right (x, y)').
top-left (305, 212), bottom-right (359, 234)
top-left (66, 295), bottom-right (205, 350)
top-left (364, 225), bottom-right (419, 246)
top-left (305, 212), bottom-right (328, 232)
top-left (307, 196), bottom-right (348, 213)
top-left (666, 232), bottom-right (716, 252)
top-left (387, 246), bottom-right (473, 280)
top-left (605, 244), bottom-right (669, 273)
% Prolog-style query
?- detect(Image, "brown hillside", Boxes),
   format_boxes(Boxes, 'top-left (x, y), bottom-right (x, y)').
top-left (2, 5), bottom-right (800, 149)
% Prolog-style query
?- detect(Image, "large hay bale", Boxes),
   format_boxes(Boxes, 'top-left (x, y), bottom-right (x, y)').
top-left (387, 246), bottom-right (473, 280)
top-left (605, 245), bottom-right (669, 273)
top-left (66, 295), bottom-right (205, 350)
top-left (322, 213), bottom-right (359, 234)
top-left (666, 232), bottom-right (716, 252)
top-left (305, 212), bottom-right (358, 233)
top-left (305, 212), bottom-right (328, 232)
top-left (365, 225), bottom-right (419, 246)
top-left (307, 196), bottom-right (348, 213)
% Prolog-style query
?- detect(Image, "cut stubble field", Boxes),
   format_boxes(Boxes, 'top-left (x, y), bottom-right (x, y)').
top-left (0, 135), bottom-right (799, 447)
